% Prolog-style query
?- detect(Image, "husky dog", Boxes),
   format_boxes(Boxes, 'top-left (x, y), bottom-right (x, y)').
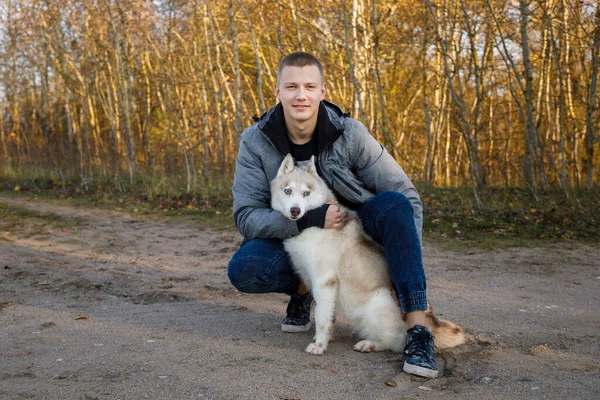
top-left (271, 154), bottom-right (466, 355)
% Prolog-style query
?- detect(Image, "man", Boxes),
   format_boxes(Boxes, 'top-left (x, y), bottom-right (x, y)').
top-left (228, 52), bottom-right (437, 378)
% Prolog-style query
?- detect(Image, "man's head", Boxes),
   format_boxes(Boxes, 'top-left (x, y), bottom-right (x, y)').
top-left (275, 52), bottom-right (326, 131)
top-left (276, 52), bottom-right (324, 85)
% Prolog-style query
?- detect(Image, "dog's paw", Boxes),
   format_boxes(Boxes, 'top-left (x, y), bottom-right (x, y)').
top-left (353, 340), bottom-right (377, 353)
top-left (305, 342), bottom-right (326, 355)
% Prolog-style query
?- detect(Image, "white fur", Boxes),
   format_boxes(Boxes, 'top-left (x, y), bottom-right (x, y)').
top-left (271, 155), bottom-right (466, 355)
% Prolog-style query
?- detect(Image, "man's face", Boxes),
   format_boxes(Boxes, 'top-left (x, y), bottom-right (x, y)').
top-left (275, 65), bottom-right (326, 126)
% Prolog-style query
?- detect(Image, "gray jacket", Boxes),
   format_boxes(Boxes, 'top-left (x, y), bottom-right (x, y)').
top-left (232, 100), bottom-right (423, 242)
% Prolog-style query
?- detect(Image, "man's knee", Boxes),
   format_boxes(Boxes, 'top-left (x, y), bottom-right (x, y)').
top-left (373, 192), bottom-right (413, 220)
top-left (377, 191), bottom-right (410, 208)
top-left (227, 253), bottom-right (254, 292)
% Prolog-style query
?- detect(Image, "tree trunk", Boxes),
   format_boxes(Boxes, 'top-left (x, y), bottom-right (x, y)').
top-left (204, 4), bottom-right (226, 173)
top-left (229, 1), bottom-right (242, 138)
top-left (239, 0), bottom-right (266, 113)
top-left (519, 0), bottom-right (545, 188)
top-left (585, 3), bottom-right (600, 189)
top-left (342, 0), bottom-right (366, 124)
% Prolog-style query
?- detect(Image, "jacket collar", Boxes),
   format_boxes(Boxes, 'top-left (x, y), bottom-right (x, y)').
top-left (258, 100), bottom-right (346, 155)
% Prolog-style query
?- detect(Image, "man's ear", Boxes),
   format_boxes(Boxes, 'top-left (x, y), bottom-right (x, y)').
top-left (277, 154), bottom-right (295, 177)
top-left (307, 156), bottom-right (318, 176)
top-left (274, 82), bottom-right (280, 101)
top-left (320, 82), bottom-right (327, 101)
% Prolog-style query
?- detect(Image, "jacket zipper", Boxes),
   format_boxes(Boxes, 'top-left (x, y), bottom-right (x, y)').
top-left (331, 169), bottom-right (363, 196)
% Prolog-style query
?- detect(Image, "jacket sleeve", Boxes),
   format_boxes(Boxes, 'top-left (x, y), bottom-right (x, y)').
top-left (232, 137), bottom-right (300, 240)
top-left (349, 120), bottom-right (424, 243)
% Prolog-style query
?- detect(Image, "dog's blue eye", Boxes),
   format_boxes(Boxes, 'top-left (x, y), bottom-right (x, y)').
top-left (284, 188), bottom-right (292, 195)
top-left (303, 191), bottom-right (310, 197)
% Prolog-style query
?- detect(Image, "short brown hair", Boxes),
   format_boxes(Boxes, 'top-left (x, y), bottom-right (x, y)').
top-left (277, 52), bottom-right (324, 83)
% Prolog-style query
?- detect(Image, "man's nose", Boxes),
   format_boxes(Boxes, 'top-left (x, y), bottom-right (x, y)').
top-left (290, 207), bottom-right (301, 218)
top-left (296, 87), bottom-right (307, 100)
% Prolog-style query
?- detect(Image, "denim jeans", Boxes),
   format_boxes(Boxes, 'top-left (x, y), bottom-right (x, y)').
top-left (227, 191), bottom-right (427, 313)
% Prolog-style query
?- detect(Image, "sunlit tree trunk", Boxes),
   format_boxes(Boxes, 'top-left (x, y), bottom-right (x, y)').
top-left (229, 1), bottom-right (242, 138)
top-left (239, 0), bottom-right (266, 113)
top-left (585, 3), bottom-right (600, 189)
top-left (427, 0), bottom-right (483, 207)
top-left (203, 4), bottom-right (226, 173)
top-left (342, 0), bottom-right (366, 124)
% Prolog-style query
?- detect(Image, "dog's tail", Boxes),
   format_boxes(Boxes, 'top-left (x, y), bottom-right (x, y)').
top-left (424, 304), bottom-right (467, 349)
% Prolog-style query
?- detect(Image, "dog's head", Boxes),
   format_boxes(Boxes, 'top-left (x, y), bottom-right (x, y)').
top-left (270, 154), bottom-right (330, 221)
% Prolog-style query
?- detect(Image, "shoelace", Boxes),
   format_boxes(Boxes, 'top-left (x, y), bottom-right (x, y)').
top-left (405, 329), bottom-right (434, 359)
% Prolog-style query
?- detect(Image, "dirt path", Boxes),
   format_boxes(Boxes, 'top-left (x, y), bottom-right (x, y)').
top-left (1, 195), bottom-right (598, 400)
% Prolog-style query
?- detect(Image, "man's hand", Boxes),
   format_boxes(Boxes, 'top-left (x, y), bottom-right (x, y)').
top-left (324, 201), bottom-right (342, 229)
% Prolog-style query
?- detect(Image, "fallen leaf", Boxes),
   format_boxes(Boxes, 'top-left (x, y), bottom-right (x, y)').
top-left (531, 344), bottom-right (550, 354)
top-left (418, 386), bottom-right (433, 391)
top-left (385, 380), bottom-right (398, 387)
top-left (74, 315), bottom-right (89, 320)
top-left (573, 281), bottom-right (583, 285)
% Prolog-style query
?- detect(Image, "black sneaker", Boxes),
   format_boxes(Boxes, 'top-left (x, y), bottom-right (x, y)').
top-left (281, 292), bottom-right (313, 333)
top-left (403, 324), bottom-right (439, 378)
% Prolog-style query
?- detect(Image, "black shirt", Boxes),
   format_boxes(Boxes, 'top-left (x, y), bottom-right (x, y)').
top-left (287, 129), bottom-right (318, 162)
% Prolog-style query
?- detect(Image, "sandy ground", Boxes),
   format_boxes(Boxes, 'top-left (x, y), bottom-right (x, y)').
top-left (0, 194), bottom-right (598, 400)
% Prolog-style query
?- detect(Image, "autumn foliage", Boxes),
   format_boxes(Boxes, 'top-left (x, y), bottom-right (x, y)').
top-left (1, 0), bottom-right (599, 195)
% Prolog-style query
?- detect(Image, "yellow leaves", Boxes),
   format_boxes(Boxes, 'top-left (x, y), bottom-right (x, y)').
top-left (13, 185), bottom-right (20, 192)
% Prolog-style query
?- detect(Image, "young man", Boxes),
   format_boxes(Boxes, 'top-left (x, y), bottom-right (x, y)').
top-left (228, 52), bottom-right (438, 378)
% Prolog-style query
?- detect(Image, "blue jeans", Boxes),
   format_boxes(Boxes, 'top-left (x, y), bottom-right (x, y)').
top-left (227, 192), bottom-right (427, 313)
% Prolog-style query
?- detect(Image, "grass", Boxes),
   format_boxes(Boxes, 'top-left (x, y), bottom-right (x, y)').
top-left (420, 185), bottom-right (600, 249)
top-left (0, 201), bottom-right (86, 237)
top-left (1, 171), bottom-right (598, 249)
top-left (0, 170), bottom-right (235, 231)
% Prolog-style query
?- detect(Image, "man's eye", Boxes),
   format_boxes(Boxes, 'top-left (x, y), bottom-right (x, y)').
top-left (303, 191), bottom-right (310, 197)
top-left (284, 188), bottom-right (292, 195)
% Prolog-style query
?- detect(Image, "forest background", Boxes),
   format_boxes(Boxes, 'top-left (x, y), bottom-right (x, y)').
top-left (1, 0), bottom-right (599, 243)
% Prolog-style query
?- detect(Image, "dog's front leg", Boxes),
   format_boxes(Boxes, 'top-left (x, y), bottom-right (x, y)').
top-left (305, 277), bottom-right (337, 355)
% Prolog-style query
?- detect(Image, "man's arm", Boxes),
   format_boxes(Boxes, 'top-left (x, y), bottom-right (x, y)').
top-left (232, 138), bottom-right (300, 240)
top-left (348, 120), bottom-right (424, 242)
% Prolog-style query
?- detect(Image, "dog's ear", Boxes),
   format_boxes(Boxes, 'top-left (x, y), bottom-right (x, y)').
top-left (307, 156), bottom-right (318, 176)
top-left (277, 154), bottom-right (295, 177)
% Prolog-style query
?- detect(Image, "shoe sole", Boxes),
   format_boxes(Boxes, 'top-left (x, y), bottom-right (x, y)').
top-left (403, 361), bottom-right (439, 379)
top-left (281, 322), bottom-right (312, 333)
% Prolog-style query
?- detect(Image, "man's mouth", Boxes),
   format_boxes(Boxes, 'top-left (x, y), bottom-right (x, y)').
top-left (294, 105), bottom-right (308, 110)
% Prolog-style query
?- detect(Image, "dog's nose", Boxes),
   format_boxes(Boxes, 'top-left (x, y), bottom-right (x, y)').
top-left (290, 207), bottom-right (301, 218)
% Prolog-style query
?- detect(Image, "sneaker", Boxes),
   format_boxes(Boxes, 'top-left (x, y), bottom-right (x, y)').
top-left (281, 292), bottom-right (313, 333)
top-left (403, 324), bottom-right (439, 378)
